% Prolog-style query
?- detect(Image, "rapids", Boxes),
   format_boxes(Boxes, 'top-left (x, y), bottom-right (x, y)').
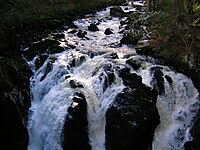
top-left (24, 1), bottom-right (200, 150)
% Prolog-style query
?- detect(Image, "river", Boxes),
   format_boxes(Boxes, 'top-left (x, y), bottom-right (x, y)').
top-left (23, 1), bottom-right (200, 150)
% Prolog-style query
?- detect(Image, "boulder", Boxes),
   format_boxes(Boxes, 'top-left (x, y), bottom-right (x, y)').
top-left (126, 58), bottom-right (142, 70)
top-left (23, 39), bottom-right (60, 61)
top-left (184, 110), bottom-right (200, 150)
top-left (40, 58), bottom-right (56, 81)
top-left (110, 6), bottom-right (126, 17)
top-left (62, 92), bottom-right (91, 150)
top-left (153, 69), bottom-right (165, 94)
top-left (120, 30), bottom-right (143, 45)
top-left (119, 68), bottom-right (142, 88)
top-left (47, 45), bottom-right (65, 54)
top-left (106, 86), bottom-right (160, 150)
top-left (0, 57), bottom-right (31, 150)
top-left (88, 23), bottom-right (99, 32)
top-left (69, 80), bottom-right (84, 88)
top-left (35, 54), bottom-right (48, 69)
top-left (104, 28), bottom-right (114, 35)
top-left (77, 30), bottom-right (87, 38)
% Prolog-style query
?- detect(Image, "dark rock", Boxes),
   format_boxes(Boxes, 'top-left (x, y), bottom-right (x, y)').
top-left (165, 75), bottom-right (173, 85)
top-left (69, 80), bottom-right (84, 88)
top-left (120, 30), bottom-right (143, 46)
top-left (47, 45), bottom-right (65, 54)
top-left (110, 6), bottom-right (126, 17)
top-left (0, 57), bottom-right (31, 150)
top-left (119, 68), bottom-right (142, 88)
top-left (154, 69), bottom-right (165, 94)
top-left (63, 92), bottom-right (91, 150)
top-left (77, 30), bottom-right (87, 38)
top-left (52, 33), bottom-right (65, 40)
top-left (66, 43), bottom-right (76, 49)
top-left (184, 110), bottom-right (200, 150)
top-left (126, 58), bottom-right (141, 70)
top-left (40, 59), bottom-right (55, 81)
top-left (99, 64), bottom-right (115, 91)
top-left (104, 28), bottom-right (114, 35)
top-left (69, 56), bottom-right (86, 67)
top-left (88, 23), bottom-right (99, 32)
top-left (135, 45), bottom-right (154, 56)
top-left (35, 54), bottom-right (48, 69)
top-left (23, 39), bottom-right (60, 61)
top-left (106, 87), bottom-right (160, 150)
top-left (107, 53), bottom-right (119, 59)
top-left (85, 51), bottom-right (106, 58)
top-left (68, 29), bottom-right (77, 34)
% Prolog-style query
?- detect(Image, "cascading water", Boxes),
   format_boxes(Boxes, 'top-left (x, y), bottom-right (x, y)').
top-left (24, 1), bottom-right (200, 150)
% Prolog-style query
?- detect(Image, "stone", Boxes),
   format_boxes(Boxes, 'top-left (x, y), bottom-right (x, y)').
top-left (62, 92), bottom-right (91, 150)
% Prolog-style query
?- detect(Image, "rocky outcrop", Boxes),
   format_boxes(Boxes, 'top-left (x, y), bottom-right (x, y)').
top-left (184, 110), bottom-right (200, 150)
top-left (104, 28), bottom-right (114, 35)
top-left (110, 6), bottom-right (126, 17)
top-left (62, 92), bottom-right (91, 150)
top-left (88, 23), bottom-right (99, 32)
top-left (22, 39), bottom-right (60, 61)
top-left (0, 56), bottom-right (31, 150)
top-left (106, 67), bottom-right (160, 150)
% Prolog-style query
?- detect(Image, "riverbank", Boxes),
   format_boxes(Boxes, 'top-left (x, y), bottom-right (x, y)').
top-left (120, 2), bottom-right (200, 149)
top-left (0, 1), bottom-right (126, 149)
top-left (0, 0), bottom-right (126, 55)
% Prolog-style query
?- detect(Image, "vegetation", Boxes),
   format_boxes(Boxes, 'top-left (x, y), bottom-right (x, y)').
top-left (146, 0), bottom-right (200, 71)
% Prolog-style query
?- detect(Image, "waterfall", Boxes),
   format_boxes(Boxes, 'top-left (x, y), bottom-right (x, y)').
top-left (139, 64), bottom-right (200, 150)
top-left (24, 1), bottom-right (200, 150)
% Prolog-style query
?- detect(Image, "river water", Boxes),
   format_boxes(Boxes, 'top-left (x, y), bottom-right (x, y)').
top-left (24, 1), bottom-right (200, 150)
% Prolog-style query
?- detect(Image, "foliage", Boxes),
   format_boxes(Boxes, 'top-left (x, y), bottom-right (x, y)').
top-left (146, 0), bottom-right (200, 70)
top-left (192, 2), bottom-right (200, 26)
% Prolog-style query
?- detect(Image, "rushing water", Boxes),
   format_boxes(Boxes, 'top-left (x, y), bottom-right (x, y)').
top-left (25, 1), bottom-right (200, 150)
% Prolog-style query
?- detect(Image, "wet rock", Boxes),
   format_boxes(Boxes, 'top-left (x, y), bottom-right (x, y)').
top-left (126, 58), bottom-right (141, 70)
top-left (135, 45), bottom-right (154, 56)
top-left (184, 110), bottom-right (200, 150)
top-left (77, 30), bottom-right (87, 38)
top-left (0, 57), bottom-right (31, 150)
top-left (47, 45), bottom-right (65, 54)
top-left (154, 69), bottom-right (165, 94)
top-left (106, 86), bottom-right (160, 150)
top-left (107, 53), bottom-right (119, 59)
top-left (69, 55), bottom-right (86, 67)
top-left (63, 92), bottom-right (91, 150)
top-left (119, 68), bottom-right (142, 88)
top-left (52, 33), bottom-right (65, 40)
top-left (100, 64), bottom-right (115, 91)
top-left (85, 51), bottom-right (106, 58)
top-left (69, 80), bottom-right (84, 88)
top-left (68, 29), bottom-right (77, 34)
top-left (120, 30), bottom-right (143, 46)
top-left (35, 54), bottom-right (48, 69)
top-left (23, 39), bottom-right (60, 61)
top-left (40, 59), bottom-right (56, 81)
top-left (66, 43), bottom-right (76, 49)
top-left (104, 28), bottom-right (114, 35)
top-left (165, 75), bottom-right (173, 85)
top-left (88, 23), bottom-right (99, 32)
top-left (110, 6), bottom-right (126, 17)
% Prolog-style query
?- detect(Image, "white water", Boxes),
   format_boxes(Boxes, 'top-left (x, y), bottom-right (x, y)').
top-left (25, 1), bottom-right (200, 150)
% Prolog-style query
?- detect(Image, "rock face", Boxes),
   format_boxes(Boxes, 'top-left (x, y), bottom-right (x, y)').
top-left (184, 110), bottom-right (200, 150)
top-left (106, 67), bottom-right (160, 150)
top-left (0, 56), bottom-right (31, 150)
top-left (110, 6), bottom-right (126, 17)
top-left (63, 92), bottom-right (91, 150)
